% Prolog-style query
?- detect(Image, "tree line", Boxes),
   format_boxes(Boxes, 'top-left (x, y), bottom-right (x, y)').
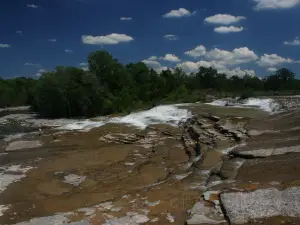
top-left (0, 51), bottom-right (299, 118)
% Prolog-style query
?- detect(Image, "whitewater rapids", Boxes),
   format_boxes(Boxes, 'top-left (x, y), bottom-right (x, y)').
top-left (60, 105), bottom-right (192, 131)
top-left (206, 98), bottom-right (281, 113)
top-left (59, 98), bottom-right (282, 131)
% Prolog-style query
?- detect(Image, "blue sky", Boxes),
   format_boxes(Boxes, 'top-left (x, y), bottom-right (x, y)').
top-left (1, 0), bottom-right (300, 78)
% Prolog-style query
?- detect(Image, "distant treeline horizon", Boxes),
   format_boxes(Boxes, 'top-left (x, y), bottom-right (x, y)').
top-left (1, 51), bottom-right (299, 118)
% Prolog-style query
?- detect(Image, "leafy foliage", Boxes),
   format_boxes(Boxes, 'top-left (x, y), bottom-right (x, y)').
top-left (0, 51), bottom-right (299, 118)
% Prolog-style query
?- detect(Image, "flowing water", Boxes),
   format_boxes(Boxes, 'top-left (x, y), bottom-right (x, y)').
top-left (0, 97), bottom-right (299, 225)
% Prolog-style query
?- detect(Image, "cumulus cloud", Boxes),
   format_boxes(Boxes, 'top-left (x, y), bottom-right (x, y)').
top-left (0, 44), bottom-right (10, 48)
top-left (79, 62), bottom-right (88, 66)
top-left (257, 54), bottom-right (293, 67)
top-left (219, 67), bottom-right (256, 77)
top-left (184, 45), bottom-right (206, 58)
top-left (206, 47), bottom-right (258, 65)
top-left (48, 39), bottom-right (57, 42)
top-left (65, 49), bottom-right (73, 53)
top-left (27, 4), bottom-right (39, 8)
top-left (176, 60), bottom-right (225, 74)
top-left (148, 56), bottom-right (158, 60)
top-left (163, 8), bottom-right (195, 18)
top-left (161, 54), bottom-right (181, 62)
top-left (204, 14), bottom-right (246, 25)
top-left (214, 26), bottom-right (244, 33)
top-left (82, 33), bottom-right (134, 45)
top-left (267, 67), bottom-right (278, 72)
top-left (253, 0), bottom-right (300, 10)
top-left (164, 34), bottom-right (179, 40)
top-left (142, 56), bottom-right (167, 72)
top-left (35, 68), bottom-right (46, 77)
top-left (120, 17), bottom-right (132, 21)
top-left (176, 60), bottom-right (255, 77)
top-left (16, 30), bottom-right (23, 35)
top-left (284, 37), bottom-right (300, 46)
top-left (24, 63), bottom-right (42, 67)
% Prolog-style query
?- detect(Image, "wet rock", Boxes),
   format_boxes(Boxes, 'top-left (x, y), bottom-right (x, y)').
top-left (233, 145), bottom-right (300, 158)
top-left (220, 187), bottom-right (300, 224)
top-left (5, 140), bottom-right (42, 151)
top-left (203, 191), bottom-right (220, 202)
top-left (186, 201), bottom-right (226, 225)
top-left (99, 133), bottom-right (141, 144)
top-left (206, 175), bottom-right (223, 188)
top-left (218, 158), bottom-right (245, 180)
top-left (186, 214), bottom-right (225, 224)
top-left (63, 174), bottom-right (86, 186)
top-left (215, 120), bottom-right (247, 141)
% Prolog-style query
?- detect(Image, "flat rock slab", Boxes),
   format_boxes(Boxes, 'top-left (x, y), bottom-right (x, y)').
top-left (237, 153), bottom-right (300, 183)
top-left (235, 145), bottom-right (300, 158)
top-left (5, 140), bottom-right (42, 152)
top-left (220, 187), bottom-right (300, 224)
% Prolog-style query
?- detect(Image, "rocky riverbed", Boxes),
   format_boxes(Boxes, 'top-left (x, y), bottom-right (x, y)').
top-left (0, 97), bottom-right (299, 225)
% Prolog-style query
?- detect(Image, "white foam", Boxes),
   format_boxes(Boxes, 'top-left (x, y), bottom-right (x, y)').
top-left (60, 105), bottom-right (191, 131)
top-left (59, 120), bottom-right (105, 131)
top-left (206, 100), bottom-right (230, 107)
top-left (207, 98), bottom-right (280, 113)
top-left (243, 98), bottom-right (280, 113)
top-left (3, 133), bottom-right (26, 142)
top-left (110, 105), bottom-right (191, 129)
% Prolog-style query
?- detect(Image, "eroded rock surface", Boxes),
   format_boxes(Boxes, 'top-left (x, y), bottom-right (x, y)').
top-left (1, 102), bottom-right (300, 225)
top-left (220, 187), bottom-right (300, 224)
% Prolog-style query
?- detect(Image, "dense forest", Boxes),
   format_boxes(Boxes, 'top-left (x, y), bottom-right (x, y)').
top-left (0, 51), bottom-right (299, 118)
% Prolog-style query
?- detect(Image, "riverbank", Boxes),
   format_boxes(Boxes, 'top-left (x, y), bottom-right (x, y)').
top-left (0, 97), bottom-right (299, 224)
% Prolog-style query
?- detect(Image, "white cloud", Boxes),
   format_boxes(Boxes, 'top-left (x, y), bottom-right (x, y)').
top-left (220, 67), bottom-right (256, 77)
top-left (148, 56), bottom-right (158, 61)
top-left (24, 63), bottom-right (42, 67)
top-left (253, 0), bottom-right (300, 10)
top-left (176, 61), bottom-right (200, 73)
top-left (65, 49), bottom-right (73, 53)
top-left (176, 60), bottom-right (226, 74)
top-left (161, 54), bottom-right (181, 62)
top-left (164, 34), bottom-right (179, 40)
top-left (142, 57), bottom-right (167, 72)
top-left (120, 17), bottom-right (132, 21)
top-left (27, 4), bottom-right (39, 8)
top-left (204, 14), bottom-right (246, 25)
top-left (206, 47), bottom-right (258, 65)
top-left (0, 44), bottom-right (10, 48)
top-left (82, 33), bottom-right (134, 45)
top-left (184, 45), bottom-right (206, 58)
top-left (267, 67), bottom-right (278, 72)
top-left (214, 26), bottom-right (244, 33)
top-left (48, 39), bottom-right (57, 42)
top-left (284, 37), bottom-right (300, 46)
top-left (81, 67), bottom-right (89, 71)
top-left (35, 69), bottom-right (46, 77)
top-left (176, 60), bottom-right (255, 77)
top-left (16, 30), bottom-right (23, 35)
top-left (257, 54), bottom-right (293, 67)
top-left (163, 8), bottom-right (195, 18)
top-left (79, 62), bottom-right (88, 66)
